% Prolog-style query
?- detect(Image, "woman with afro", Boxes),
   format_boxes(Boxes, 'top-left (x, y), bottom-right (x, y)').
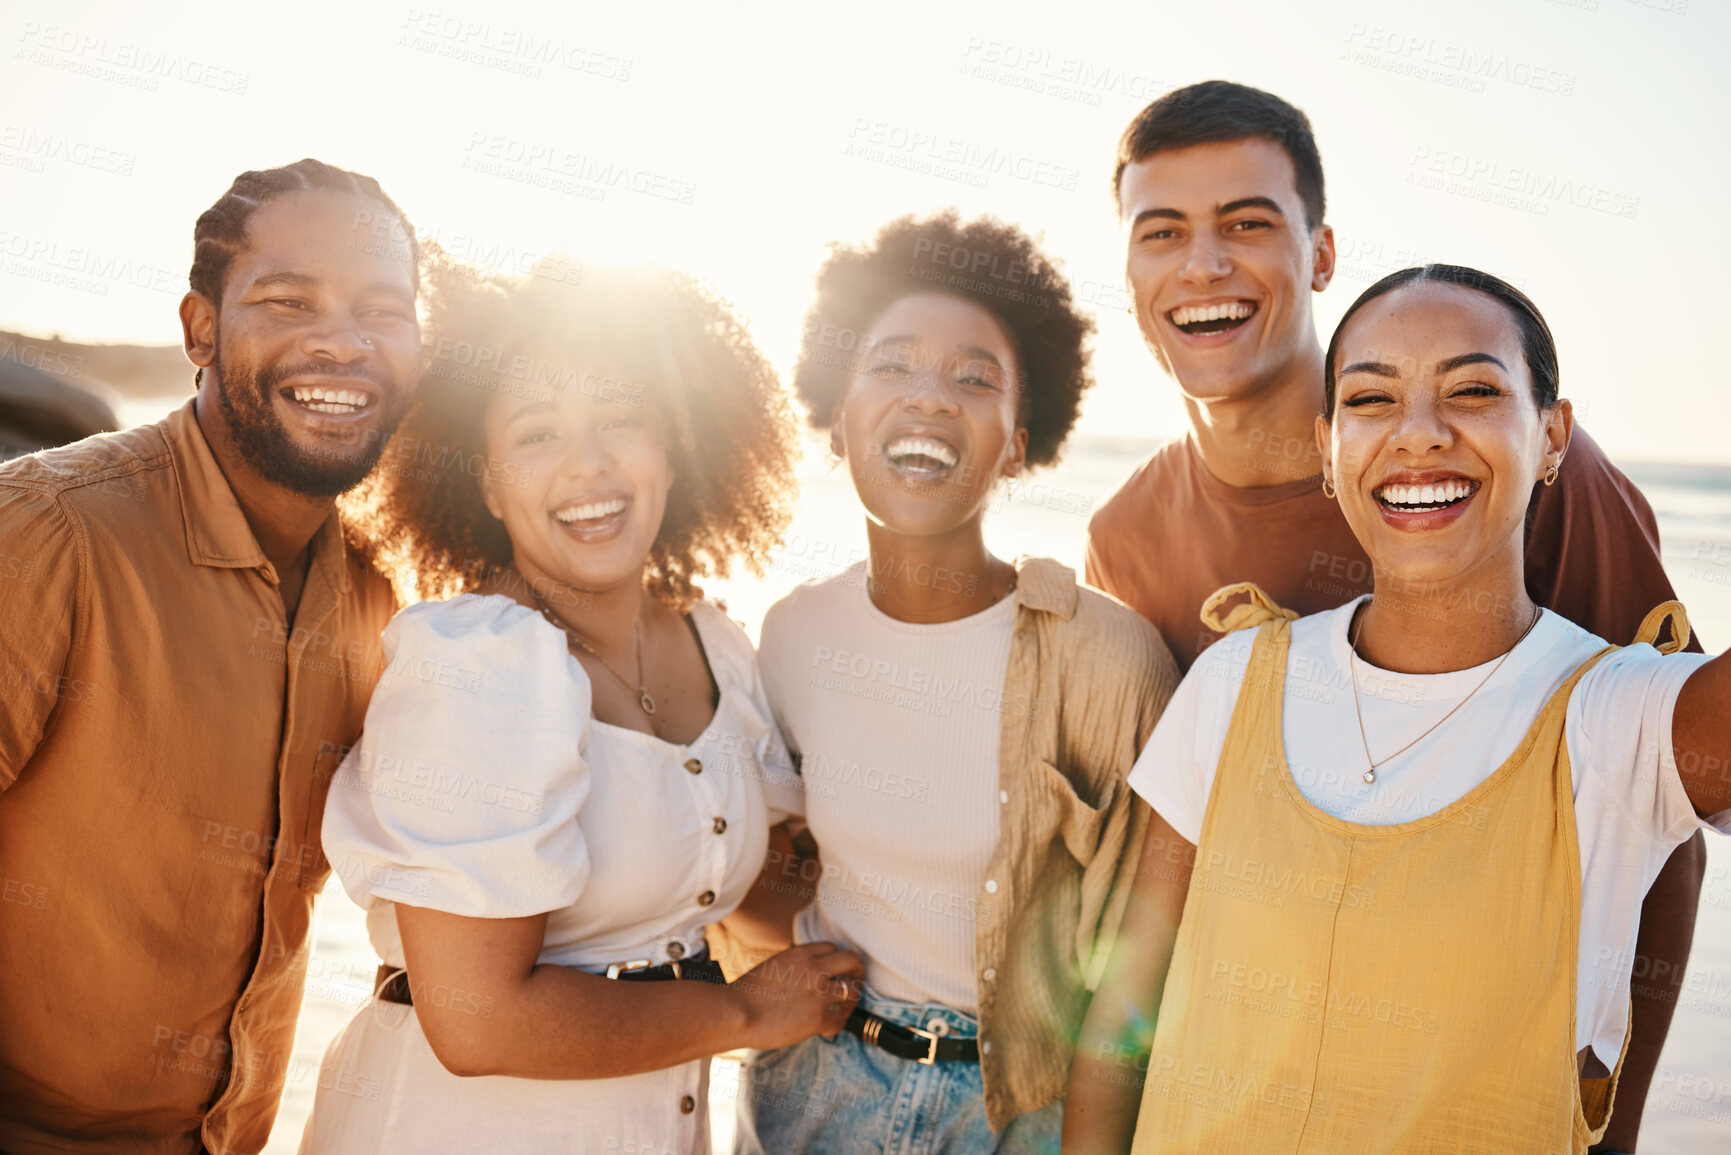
top-left (737, 213), bottom-right (1180, 1153)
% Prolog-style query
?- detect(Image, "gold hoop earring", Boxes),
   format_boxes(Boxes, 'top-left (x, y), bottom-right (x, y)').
top-left (1543, 463), bottom-right (1560, 486)
top-left (1321, 478), bottom-right (1337, 499)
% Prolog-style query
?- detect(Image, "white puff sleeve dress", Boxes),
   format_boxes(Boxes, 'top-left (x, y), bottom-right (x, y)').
top-left (297, 594), bottom-right (801, 1154)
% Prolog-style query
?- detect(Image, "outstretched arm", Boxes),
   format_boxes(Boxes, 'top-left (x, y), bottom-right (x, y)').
top-left (1594, 651), bottom-right (1731, 1151)
top-left (1063, 810), bottom-right (1194, 1155)
top-left (1528, 429), bottom-right (1709, 1153)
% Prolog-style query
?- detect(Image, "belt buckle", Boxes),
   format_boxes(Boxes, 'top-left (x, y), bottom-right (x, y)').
top-left (907, 1022), bottom-right (941, 1065)
top-left (605, 959), bottom-right (652, 980)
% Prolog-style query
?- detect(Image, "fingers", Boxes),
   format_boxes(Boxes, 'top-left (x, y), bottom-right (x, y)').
top-left (818, 983), bottom-right (859, 1037)
top-left (807, 969), bottom-right (858, 1005)
top-left (785, 943), bottom-right (866, 985)
top-left (810, 951), bottom-right (863, 1011)
top-left (752, 942), bottom-right (865, 1009)
top-left (828, 949), bottom-right (865, 980)
top-left (798, 945), bottom-right (862, 1037)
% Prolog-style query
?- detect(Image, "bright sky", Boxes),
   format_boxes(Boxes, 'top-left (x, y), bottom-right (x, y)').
top-left (2, 0), bottom-right (1726, 462)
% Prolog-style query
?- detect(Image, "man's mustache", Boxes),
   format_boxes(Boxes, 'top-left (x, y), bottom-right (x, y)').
top-left (253, 360), bottom-right (395, 393)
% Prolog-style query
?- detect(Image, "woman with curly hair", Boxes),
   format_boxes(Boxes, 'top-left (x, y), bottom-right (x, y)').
top-left (736, 213), bottom-right (1180, 1153)
top-left (297, 264), bottom-right (862, 1154)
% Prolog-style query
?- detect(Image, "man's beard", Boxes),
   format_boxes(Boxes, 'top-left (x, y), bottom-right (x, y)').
top-left (213, 335), bottom-right (410, 498)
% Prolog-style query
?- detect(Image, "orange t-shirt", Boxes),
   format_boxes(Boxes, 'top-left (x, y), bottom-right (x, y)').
top-left (1085, 426), bottom-right (1691, 672)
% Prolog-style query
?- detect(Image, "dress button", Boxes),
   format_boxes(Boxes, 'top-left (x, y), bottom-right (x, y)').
top-left (982, 968), bottom-right (997, 982)
top-left (713, 817), bottom-right (727, 834)
top-left (666, 941), bottom-right (685, 960)
top-left (680, 1095), bottom-right (696, 1114)
top-left (698, 890), bottom-right (716, 906)
top-left (685, 758), bottom-right (703, 775)
top-left (984, 879), bottom-right (999, 894)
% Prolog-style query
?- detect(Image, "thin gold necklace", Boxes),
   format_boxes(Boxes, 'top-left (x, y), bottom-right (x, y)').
top-left (530, 588), bottom-right (656, 716)
top-left (1348, 601), bottom-right (1542, 785)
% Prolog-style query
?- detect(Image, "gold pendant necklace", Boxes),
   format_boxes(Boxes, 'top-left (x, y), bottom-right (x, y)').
top-left (1349, 601), bottom-right (1541, 785)
top-left (531, 589), bottom-right (656, 715)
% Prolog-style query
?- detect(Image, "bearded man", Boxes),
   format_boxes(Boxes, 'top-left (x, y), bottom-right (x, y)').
top-left (0, 159), bottom-right (421, 1154)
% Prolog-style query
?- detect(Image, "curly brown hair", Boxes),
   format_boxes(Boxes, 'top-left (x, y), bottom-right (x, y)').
top-left (343, 256), bottom-right (800, 607)
top-left (792, 211), bottom-right (1095, 469)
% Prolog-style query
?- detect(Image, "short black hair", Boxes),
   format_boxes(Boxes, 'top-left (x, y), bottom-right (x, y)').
top-left (1114, 80), bottom-right (1326, 230)
top-left (793, 211), bottom-right (1094, 470)
top-left (1323, 264), bottom-right (1560, 419)
top-left (190, 158), bottom-right (418, 307)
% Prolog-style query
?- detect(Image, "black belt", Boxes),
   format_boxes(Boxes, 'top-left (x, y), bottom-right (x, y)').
top-left (606, 956), bottom-right (726, 984)
top-left (845, 1006), bottom-right (980, 1064)
top-left (374, 954), bottom-right (725, 1006)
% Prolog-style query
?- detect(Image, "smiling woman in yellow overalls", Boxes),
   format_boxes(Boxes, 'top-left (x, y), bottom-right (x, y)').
top-left (1062, 264), bottom-right (1731, 1155)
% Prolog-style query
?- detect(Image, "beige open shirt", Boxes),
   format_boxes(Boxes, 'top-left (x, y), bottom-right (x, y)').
top-left (0, 400), bottom-right (393, 1154)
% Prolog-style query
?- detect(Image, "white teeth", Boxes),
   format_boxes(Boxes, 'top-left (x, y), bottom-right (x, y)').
top-left (1377, 480), bottom-right (1473, 508)
top-left (885, 436), bottom-right (959, 469)
top-left (554, 497), bottom-right (628, 524)
top-left (290, 386), bottom-right (369, 411)
top-left (1170, 301), bottom-right (1255, 327)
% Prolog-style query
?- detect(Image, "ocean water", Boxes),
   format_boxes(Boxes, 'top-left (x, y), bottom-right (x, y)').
top-left (261, 437), bottom-right (1731, 1151)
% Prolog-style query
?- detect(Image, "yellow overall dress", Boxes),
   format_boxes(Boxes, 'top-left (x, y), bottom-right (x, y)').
top-left (1132, 588), bottom-right (1689, 1154)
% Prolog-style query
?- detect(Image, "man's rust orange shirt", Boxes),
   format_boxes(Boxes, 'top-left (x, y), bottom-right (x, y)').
top-left (0, 400), bottom-right (394, 1154)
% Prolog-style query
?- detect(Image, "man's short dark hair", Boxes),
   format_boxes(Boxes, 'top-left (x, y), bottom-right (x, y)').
top-left (189, 158), bottom-right (418, 307)
top-left (1113, 80), bottom-right (1326, 230)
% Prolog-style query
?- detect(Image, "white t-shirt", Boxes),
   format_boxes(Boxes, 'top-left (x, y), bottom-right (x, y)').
top-left (759, 563), bottom-right (1014, 1012)
top-left (1128, 597), bottom-right (1722, 1072)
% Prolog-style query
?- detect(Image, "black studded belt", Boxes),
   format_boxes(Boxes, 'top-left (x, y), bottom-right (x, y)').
top-left (604, 955), bottom-right (726, 985)
top-left (845, 1006), bottom-right (980, 1064)
top-left (374, 953), bottom-right (725, 1006)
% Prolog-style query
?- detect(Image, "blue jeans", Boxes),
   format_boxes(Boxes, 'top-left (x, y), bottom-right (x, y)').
top-left (736, 992), bottom-right (1062, 1155)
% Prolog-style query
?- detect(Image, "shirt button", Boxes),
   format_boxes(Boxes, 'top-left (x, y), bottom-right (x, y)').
top-left (999, 790), bottom-right (1008, 804)
top-left (698, 890), bottom-right (716, 906)
top-left (667, 941), bottom-right (685, 960)
top-left (680, 1095), bottom-right (696, 1114)
top-left (984, 879), bottom-right (999, 894)
top-left (713, 817), bottom-right (727, 835)
top-left (981, 1040), bottom-right (992, 1055)
top-left (982, 968), bottom-right (997, 982)
top-left (685, 758), bottom-right (703, 775)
